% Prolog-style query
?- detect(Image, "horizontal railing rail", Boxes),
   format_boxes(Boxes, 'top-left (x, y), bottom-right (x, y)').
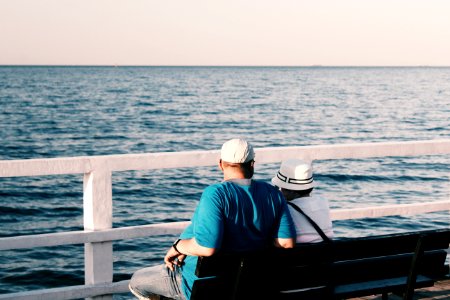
top-left (1, 200), bottom-right (449, 251)
top-left (0, 139), bottom-right (449, 300)
top-left (0, 281), bottom-right (129, 300)
top-left (2, 139), bottom-right (450, 177)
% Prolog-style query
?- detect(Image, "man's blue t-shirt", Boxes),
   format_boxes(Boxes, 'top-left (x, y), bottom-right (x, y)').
top-left (179, 180), bottom-right (296, 299)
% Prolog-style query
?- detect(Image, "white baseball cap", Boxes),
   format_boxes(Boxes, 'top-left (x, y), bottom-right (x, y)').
top-left (220, 139), bottom-right (255, 163)
top-left (272, 159), bottom-right (315, 191)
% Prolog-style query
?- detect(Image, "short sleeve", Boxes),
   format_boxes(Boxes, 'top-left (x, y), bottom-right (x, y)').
top-left (192, 186), bottom-right (225, 249)
top-left (274, 194), bottom-right (296, 239)
top-left (180, 222), bottom-right (194, 239)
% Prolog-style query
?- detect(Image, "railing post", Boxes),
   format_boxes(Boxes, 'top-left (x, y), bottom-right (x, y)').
top-left (83, 166), bottom-right (113, 300)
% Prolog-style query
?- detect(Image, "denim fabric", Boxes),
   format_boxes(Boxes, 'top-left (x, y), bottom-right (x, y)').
top-left (129, 264), bottom-right (186, 300)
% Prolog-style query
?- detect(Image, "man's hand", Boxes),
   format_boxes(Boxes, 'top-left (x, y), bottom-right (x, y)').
top-left (164, 246), bottom-right (186, 271)
top-left (164, 238), bottom-right (216, 271)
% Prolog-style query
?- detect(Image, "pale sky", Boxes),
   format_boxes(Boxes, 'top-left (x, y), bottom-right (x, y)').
top-left (1, 0), bottom-right (450, 66)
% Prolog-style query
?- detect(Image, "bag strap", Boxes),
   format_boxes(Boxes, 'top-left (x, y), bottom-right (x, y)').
top-left (287, 201), bottom-right (331, 243)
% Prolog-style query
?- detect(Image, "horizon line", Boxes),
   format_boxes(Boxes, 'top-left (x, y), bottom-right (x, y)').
top-left (1, 64), bottom-right (450, 68)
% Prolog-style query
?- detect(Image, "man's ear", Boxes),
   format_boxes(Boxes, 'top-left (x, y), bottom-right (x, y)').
top-left (218, 159), bottom-right (224, 171)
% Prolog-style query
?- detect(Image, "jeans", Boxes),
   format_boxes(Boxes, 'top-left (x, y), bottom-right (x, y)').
top-left (129, 264), bottom-right (186, 300)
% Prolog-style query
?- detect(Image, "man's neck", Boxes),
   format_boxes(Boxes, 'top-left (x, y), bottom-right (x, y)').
top-left (223, 170), bottom-right (247, 181)
top-left (225, 178), bottom-right (252, 185)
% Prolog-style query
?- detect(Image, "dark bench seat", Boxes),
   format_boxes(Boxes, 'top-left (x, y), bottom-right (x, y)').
top-left (132, 229), bottom-right (450, 300)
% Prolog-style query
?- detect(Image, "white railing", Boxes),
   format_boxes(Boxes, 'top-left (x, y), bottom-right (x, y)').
top-left (0, 139), bottom-right (449, 300)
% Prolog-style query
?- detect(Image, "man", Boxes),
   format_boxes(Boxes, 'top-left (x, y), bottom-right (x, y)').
top-left (130, 139), bottom-right (296, 300)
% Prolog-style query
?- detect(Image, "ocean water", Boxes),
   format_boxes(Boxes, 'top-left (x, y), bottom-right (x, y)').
top-left (0, 66), bottom-right (449, 297)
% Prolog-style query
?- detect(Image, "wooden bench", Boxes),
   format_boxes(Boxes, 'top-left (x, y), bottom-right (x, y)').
top-left (134, 229), bottom-right (450, 300)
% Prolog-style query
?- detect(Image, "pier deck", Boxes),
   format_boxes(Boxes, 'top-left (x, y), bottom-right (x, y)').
top-left (352, 278), bottom-right (450, 299)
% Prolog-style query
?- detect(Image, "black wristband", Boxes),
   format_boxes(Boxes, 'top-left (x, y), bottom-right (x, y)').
top-left (173, 239), bottom-right (182, 254)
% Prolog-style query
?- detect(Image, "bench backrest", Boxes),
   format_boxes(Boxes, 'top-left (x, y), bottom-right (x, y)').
top-left (191, 229), bottom-right (450, 300)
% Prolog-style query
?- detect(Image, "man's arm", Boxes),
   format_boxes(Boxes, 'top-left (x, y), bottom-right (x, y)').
top-left (274, 189), bottom-right (297, 248)
top-left (175, 238), bottom-right (216, 257)
top-left (274, 237), bottom-right (295, 248)
top-left (164, 238), bottom-right (216, 271)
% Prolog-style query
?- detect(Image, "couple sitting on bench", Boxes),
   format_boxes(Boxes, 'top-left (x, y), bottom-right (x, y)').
top-left (129, 138), bottom-right (334, 300)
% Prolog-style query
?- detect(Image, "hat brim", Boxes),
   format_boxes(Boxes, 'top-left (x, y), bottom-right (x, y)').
top-left (271, 176), bottom-right (315, 191)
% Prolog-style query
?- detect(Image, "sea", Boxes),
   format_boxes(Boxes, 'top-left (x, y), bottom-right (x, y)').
top-left (0, 66), bottom-right (449, 298)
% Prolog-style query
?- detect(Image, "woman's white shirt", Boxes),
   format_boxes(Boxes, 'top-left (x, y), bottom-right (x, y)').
top-left (288, 193), bottom-right (334, 243)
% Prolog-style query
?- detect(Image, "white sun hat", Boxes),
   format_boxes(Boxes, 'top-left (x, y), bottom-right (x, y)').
top-left (220, 139), bottom-right (255, 163)
top-left (271, 159), bottom-right (315, 190)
